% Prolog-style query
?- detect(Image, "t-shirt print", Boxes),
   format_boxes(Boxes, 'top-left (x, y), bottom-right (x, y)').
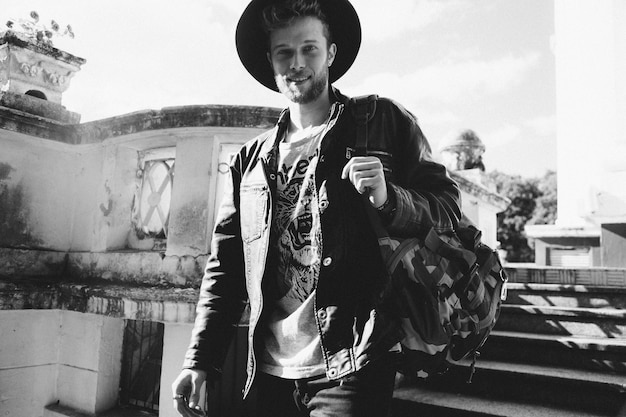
top-left (259, 103), bottom-right (342, 378)
top-left (273, 133), bottom-right (323, 304)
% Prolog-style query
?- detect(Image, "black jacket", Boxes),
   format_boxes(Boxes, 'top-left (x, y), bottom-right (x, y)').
top-left (183, 87), bottom-right (462, 397)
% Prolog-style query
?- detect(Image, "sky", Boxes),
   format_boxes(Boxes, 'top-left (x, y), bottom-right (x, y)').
top-left (2, 0), bottom-right (556, 178)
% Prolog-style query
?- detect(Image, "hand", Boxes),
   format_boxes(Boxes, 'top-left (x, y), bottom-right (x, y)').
top-left (172, 369), bottom-right (208, 416)
top-left (341, 156), bottom-right (388, 208)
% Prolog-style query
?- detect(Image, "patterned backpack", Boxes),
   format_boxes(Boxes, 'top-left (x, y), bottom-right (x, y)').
top-left (350, 95), bottom-right (508, 381)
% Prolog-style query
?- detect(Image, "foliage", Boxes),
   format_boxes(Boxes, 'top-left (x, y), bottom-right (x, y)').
top-left (4, 11), bottom-right (74, 46)
top-left (487, 170), bottom-right (557, 262)
top-left (529, 170), bottom-right (557, 226)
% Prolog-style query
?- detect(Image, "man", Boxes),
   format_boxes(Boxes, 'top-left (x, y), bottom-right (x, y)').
top-left (172, 0), bottom-right (461, 416)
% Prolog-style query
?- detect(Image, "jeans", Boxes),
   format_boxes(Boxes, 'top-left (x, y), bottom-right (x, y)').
top-left (255, 354), bottom-right (396, 417)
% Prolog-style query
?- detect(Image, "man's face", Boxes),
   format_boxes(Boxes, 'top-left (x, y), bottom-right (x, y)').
top-left (268, 16), bottom-right (336, 104)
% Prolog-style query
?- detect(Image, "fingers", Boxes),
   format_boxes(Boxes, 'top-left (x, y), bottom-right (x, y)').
top-left (173, 394), bottom-right (205, 417)
top-left (173, 395), bottom-right (192, 417)
top-left (172, 394), bottom-right (189, 416)
top-left (354, 173), bottom-right (383, 194)
top-left (188, 372), bottom-right (203, 409)
top-left (341, 156), bottom-right (381, 179)
top-left (341, 157), bottom-right (385, 194)
top-left (172, 390), bottom-right (193, 416)
top-left (172, 371), bottom-right (197, 416)
top-left (172, 379), bottom-right (189, 415)
top-left (172, 369), bottom-right (208, 416)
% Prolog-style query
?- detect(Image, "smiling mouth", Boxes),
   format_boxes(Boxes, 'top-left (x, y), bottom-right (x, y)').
top-left (287, 75), bottom-right (310, 84)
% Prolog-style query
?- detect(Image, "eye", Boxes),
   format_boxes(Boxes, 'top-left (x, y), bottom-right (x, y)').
top-left (273, 49), bottom-right (293, 60)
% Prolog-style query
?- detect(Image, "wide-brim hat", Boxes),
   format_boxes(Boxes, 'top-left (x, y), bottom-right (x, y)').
top-left (235, 0), bottom-right (362, 91)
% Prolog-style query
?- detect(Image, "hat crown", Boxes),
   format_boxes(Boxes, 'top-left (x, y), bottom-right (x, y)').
top-left (236, 0), bottom-right (361, 91)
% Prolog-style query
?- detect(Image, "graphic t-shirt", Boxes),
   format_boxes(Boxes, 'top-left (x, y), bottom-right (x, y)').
top-left (258, 120), bottom-right (333, 379)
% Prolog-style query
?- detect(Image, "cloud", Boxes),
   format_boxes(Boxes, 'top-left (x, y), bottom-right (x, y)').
top-left (479, 123), bottom-right (557, 177)
top-left (354, 0), bottom-right (469, 43)
top-left (481, 124), bottom-right (522, 148)
top-left (418, 110), bottom-right (460, 126)
top-left (348, 52), bottom-right (541, 107)
top-left (526, 114), bottom-right (556, 137)
top-left (210, 0), bottom-right (250, 15)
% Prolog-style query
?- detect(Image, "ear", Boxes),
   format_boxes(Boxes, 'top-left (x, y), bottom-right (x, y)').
top-left (328, 43), bottom-right (337, 67)
top-left (267, 52), bottom-right (272, 66)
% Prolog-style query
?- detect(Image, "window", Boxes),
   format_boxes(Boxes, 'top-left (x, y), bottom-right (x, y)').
top-left (131, 148), bottom-right (175, 250)
top-left (25, 89), bottom-right (47, 100)
top-left (548, 246), bottom-right (592, 267)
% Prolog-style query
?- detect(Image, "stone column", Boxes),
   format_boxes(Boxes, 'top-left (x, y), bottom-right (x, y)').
top-left (554, 0), bottom-right (626, 228)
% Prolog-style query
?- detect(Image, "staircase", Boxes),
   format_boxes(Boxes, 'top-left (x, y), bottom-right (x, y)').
top-left (392, 269), bottom-right (626, 417)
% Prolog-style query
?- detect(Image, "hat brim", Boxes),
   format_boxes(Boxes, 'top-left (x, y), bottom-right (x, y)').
top-left (236, 0), bottom-right (361, 92)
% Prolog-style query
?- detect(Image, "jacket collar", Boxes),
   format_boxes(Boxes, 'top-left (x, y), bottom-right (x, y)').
top-left (258, 85), bottom-right (349, 162)
top-left (258, 109), bottom-right (287, 163)
top-left (330, 86), bottom-right (350, 106)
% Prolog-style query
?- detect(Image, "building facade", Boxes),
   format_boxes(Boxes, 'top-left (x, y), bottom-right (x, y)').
top-left (526, 0), bottom-right (626, 268)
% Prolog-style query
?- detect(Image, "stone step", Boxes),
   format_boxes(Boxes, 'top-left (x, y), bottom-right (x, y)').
top-left (505, 283), bottom-right (626, 309)
top-left (480, 331), bottom-right (626, 375)
top-left (393, 386), bottom-right (619, 417)
top-left (44, 403), bottom-right (155, 417)
top-left (44, 404), bottom-right (94, 417)
top-left (393, 360), bottom-right (626, 417)
top-left (457, 358), bottom-right (626, 389)
top-left (504, 266), bottom-right (626, 288)
top-left (495, 304), bottom-right (626, 338)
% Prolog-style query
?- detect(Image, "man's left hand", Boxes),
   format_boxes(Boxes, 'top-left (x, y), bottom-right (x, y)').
top-left (341, 156), bottom-right (387, 208)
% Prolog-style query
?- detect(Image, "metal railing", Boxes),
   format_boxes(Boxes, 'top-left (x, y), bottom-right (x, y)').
top-left (120, 319), bottom-right (165, 412)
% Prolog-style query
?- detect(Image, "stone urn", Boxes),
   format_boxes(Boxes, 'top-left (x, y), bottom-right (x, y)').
top-left (0, 30), bottom-right (86, 123)
top-left (439, 129), bottom-right (486, 172)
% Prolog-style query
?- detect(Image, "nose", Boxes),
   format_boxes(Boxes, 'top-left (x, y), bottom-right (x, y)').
top-left (290, 51), bottom-right (305, 70)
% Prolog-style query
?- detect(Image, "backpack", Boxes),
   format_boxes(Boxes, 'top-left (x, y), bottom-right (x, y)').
top-left (349, 94), bottom-right (508, 382)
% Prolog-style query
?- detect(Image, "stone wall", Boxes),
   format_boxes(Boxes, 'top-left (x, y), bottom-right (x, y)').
top-left (0, 310), bottom-right (124, 416)
top-left (0, 104), bottom-right (279, 285)
top-left (0, 104), bottom-right (277, 417)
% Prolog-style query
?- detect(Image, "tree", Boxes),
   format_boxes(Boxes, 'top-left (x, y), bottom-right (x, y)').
top-left (529, 170), bottom-right (557, 226)
top-left (486, 170), bottom-right (557, 262)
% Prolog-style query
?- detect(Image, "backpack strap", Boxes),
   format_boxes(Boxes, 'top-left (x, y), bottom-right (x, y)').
top-left (424, 228), bottom-right (477, 273)
top-left (348, 94), bottom-right (389, 241)
top-left (349, 94), bottom-right (379, 156)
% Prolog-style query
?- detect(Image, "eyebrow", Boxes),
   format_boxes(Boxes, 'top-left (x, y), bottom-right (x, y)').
top-left (271, 39), bottom-right (321, 52)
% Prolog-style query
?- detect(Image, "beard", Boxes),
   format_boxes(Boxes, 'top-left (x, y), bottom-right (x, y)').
top-left (275, 66), bottom-right (329, 104)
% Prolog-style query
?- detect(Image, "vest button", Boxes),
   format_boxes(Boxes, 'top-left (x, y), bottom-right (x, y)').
top-left (322, 257), bottom-right (332, 267)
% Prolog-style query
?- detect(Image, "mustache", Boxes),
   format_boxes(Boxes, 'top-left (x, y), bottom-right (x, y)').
top-left (283, 71), bottom-right (310, 79)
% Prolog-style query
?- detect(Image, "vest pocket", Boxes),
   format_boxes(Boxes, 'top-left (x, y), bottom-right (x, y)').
top-left (240, 184), bottom-right (269, 242)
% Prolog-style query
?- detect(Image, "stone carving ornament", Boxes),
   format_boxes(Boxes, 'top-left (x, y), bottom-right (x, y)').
top-left (19, 61), bottom-right (42, 77)
top-left (43, 68), bottom-right (67, 86)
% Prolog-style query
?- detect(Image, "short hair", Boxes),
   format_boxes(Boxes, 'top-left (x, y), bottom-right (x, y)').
top-left (261, 0), bottom-right (333, 46)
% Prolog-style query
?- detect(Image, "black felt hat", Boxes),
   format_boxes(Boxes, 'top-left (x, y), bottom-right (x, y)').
top-left (235, 0), bottom-right (362, 91)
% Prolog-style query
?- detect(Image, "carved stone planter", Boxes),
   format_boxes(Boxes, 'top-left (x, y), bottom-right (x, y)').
top-left (0, 30), bottom-right (86, 123)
